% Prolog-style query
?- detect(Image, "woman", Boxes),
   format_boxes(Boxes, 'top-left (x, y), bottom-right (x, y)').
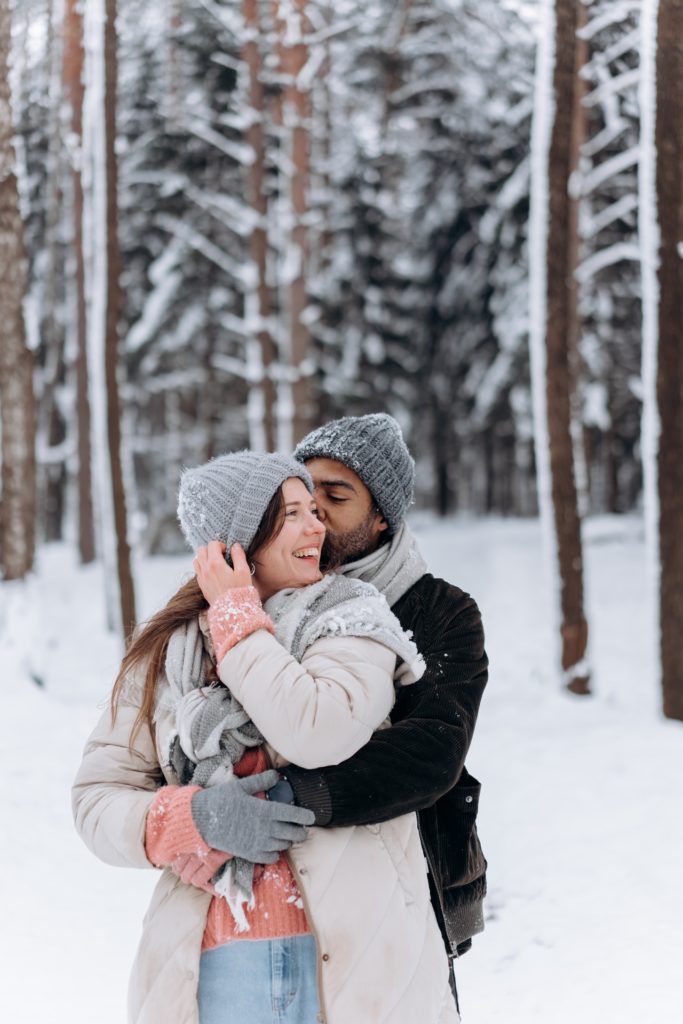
top-left (73, 451), bottom-right (456, 1024)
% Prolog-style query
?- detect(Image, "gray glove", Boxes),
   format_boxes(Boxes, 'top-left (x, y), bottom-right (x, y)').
top-left (191, 770), bottom-right (315, 863)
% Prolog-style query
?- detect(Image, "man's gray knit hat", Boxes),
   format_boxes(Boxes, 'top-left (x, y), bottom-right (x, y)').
top-left (178, 451), bottom-right (313, 553)
top-left (293, 413), bottom-right (415, 533)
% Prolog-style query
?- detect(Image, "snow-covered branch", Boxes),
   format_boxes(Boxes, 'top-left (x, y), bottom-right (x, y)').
top-left (184, 183), bottom-right (260, 238)
top-left (579, 3), bottom-right (641, 41)
top-left (583, 68), bottom-right (640, 108)
top-left (126, 241), bottom-right (186, 353)
top-left (155, 214), bottom-right (254, 287)
top-left (181, 118), bottom-right (255, 166)
top-left (575, 241), bottom-right (640, 283)
top-left (579, 146), bottom-right (640, 195)
top-left (580, 194), bottom-right (638, 239)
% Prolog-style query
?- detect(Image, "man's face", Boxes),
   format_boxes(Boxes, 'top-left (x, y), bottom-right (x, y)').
top-left (304, 457), bottom-right (389, 567)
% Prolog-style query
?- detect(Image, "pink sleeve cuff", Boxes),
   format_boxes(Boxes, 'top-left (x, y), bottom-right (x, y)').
top-left (208, 586), bottom-right (275, 663)
top-left (145, 785), bottom-right (211, 867)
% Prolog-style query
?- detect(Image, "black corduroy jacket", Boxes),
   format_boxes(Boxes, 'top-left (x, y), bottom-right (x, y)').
top-left (285, 572), bottom-right (489, 957)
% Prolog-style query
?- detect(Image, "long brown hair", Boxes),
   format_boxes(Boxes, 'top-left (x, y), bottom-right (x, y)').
top-left (111, 485), bottom-right (286, 746)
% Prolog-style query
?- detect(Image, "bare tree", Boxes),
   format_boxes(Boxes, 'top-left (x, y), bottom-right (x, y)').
top-left (640, 0), bottom-right (683, 721)
top-left (64, 0), bottom-right (95, 563)
top-left (0, 0), bottom-right (36, 581)
top-left (529, 0), bottom-right (591, 693)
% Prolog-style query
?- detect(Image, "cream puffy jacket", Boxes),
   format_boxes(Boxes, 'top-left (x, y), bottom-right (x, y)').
top-left (73, 627), bottom-right (457, 1024)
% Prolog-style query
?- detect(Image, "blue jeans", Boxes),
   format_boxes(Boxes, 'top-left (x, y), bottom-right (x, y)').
top-left (198, 936), bottom-right (321, 1024)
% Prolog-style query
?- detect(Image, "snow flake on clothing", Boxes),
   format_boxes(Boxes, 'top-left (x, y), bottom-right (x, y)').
top-left (265, 573), bottom-right (425, 686)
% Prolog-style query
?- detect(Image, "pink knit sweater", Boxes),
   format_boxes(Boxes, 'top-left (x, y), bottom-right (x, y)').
top-left (145, 749), bottom-right (310, 950)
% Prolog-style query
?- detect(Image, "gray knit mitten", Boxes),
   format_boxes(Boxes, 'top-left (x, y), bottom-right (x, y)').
top-left (191, 771), bottom-right (315, 863)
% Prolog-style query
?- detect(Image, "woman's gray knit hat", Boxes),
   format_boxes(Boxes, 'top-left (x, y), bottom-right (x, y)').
top-left (177, 451), bottom-right (313, 553)
top-left (293, 413), bottom-right (415, 533)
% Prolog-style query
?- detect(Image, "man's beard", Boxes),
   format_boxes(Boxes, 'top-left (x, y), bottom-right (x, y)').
top-left (321, 513), bottom-right (381, 571)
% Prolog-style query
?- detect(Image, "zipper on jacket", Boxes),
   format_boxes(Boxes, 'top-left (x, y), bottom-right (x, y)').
top-left (285, 850), bottom-right (329, 1024)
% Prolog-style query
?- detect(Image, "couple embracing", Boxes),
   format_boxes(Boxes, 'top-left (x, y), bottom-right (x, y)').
top-left (73, 413), bottom-right (488, 1024)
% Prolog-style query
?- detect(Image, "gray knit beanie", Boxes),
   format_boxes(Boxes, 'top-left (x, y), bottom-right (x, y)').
top-left (177, 451), bottom-right (313, 553)
top-left (293, 413), bottom-right (415, 533)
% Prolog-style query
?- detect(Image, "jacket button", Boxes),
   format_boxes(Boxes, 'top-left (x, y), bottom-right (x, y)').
top-left (322, 953), bottom-right (330, 962)
top-left (465, 795), bottom-right (473, 803)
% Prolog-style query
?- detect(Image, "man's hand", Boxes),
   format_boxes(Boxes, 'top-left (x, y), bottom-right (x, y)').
top-left (191, 770), bottom-right (315, 862)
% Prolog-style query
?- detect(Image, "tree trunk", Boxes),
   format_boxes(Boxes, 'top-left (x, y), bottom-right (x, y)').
top-left (530, 0), bottom-right (590, 693)
top-left (432, 404), bottom-right (451, 516)
top-left (283, 0), bottom-right (312, 446)
top-left (244, 0), bottom-right (278, 451)
top-left (103, 0), bottom-right (136, 640)
top-left (38, 0), bottom-right (68, 544)
top-left (653, 0), bottom-right (683, 720)
top-left (0, 0), bottom-right (36, 581)
top-left (165, 0), bottom-right (183, 132)
top-left (64, 0), bottom-right (96, 563)
top-left (274, 0), bottom-right (313, 449)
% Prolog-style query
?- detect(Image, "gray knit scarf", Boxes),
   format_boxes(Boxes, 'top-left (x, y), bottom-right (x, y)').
top-left (159, 574), bottom-right (424, 930)
top-left (335, 523), bottom-right (428, 607)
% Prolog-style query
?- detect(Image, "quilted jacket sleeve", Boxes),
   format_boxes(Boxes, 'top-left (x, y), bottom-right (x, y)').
top-left (217, 632), bottom-right (397, 770)
top-left (72, 702), bottom-right (164, 868)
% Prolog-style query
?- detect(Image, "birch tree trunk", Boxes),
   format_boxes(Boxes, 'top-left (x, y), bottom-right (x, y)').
top-left (0, 0), bottom-right (36, 581)
top-left (640, 0), bottom-right (683, 721)
top-left (529, 0), bottom-right (590, 693)
top-left (64, 0), bottom-right (95, 563)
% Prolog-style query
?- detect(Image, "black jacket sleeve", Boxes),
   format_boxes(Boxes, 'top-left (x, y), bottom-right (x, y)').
top-left (283, 575), bottom-right (488, 827)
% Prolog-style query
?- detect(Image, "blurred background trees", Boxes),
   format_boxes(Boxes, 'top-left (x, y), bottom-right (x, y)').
top-left (1, 0), bottom-right (681, 716)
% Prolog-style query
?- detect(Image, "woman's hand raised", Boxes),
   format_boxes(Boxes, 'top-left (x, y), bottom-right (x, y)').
top-left (193, 541), bottom-right (253, 604)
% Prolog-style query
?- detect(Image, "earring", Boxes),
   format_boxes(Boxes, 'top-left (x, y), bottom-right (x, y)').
top-left (250, 562), bottom-right (256, 576)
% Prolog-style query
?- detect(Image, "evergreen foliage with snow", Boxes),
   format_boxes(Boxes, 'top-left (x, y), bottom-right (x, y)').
top-left (12, 0), bottom-right (652, 553)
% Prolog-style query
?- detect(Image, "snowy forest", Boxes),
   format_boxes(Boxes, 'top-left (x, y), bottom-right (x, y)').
top-left (1, 2), bottom-right (682, 1020)
top-left (2, 0), bottom-right (681, 716)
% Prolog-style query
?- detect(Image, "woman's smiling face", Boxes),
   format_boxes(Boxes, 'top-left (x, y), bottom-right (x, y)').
top-left (252, 477), bottom-right (326, 600)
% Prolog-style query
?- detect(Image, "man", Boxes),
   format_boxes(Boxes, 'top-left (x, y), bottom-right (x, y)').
top-left (271, 413), bottom-right (489, 1007)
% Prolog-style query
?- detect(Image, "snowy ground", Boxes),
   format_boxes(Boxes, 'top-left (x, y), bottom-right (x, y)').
top-left (0, 516), bottom-right (680, 1023)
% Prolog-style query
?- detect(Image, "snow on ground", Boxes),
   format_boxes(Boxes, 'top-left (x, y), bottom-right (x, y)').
top-left (0, 516), bottom-right (680, 1023)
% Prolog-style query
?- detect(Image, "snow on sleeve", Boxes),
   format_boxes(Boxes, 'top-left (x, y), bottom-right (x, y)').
top-left (144, 784), bottom-right (211, 866)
